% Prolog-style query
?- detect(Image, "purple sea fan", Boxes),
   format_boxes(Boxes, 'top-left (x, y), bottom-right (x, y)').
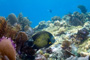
top-left (0, 36), bottom-right (16, 60)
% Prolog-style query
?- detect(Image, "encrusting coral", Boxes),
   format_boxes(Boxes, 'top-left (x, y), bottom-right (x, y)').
top-left (0, 36), bottom-right (16, 60)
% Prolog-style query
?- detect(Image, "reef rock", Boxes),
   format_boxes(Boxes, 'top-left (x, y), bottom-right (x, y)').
top-left (66, 55), bottom-right (89, 60)
top-left (51, 16), bottom-right (61, 22)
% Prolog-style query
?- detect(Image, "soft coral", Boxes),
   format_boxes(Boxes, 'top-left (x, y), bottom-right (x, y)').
top-left (0, 36), bottom-right (16, 60)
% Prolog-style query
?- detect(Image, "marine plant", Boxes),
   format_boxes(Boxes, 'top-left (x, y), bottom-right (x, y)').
top-left (18, 13), bottom-right (23, 23)
top-left (22, 17), bottom-right (31, 26)
top-left (18, 13), bottom-right (32, 31)
top-left (4, 25), bottom-right (19, 40)
top-left (61, 40), bottom-right (71, 50)
top-left (78, 5), bottom-right (87, 14)
top-left (0, 17), bottom-right (7, 38)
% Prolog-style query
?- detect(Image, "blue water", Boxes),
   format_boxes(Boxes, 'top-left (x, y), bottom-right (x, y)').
top-left (0, 0), bottom-right (90, 27)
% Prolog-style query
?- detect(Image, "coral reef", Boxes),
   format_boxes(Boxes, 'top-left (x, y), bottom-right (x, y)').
top-left (77, 38), bottom-right (90, 56)
top-left (1, 11), bottom-right (90, 60)
top-left (54, 20), bottom-right (61, 26)
top-left (84, 21), bottom-right (90, 30)
top-left (62, 11), bottom-right (90, 26)
top-left (34, 21), bottom-right (49, 32)
top-left (0, 15), bottom-right (36, 60)
top-left (33, 11), bottom-right (90, 60)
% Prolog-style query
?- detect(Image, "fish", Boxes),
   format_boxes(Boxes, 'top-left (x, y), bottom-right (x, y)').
top-left (48, 9), bottom-right (52, 13)
top-left (32, 31), bottom-right (55, 49)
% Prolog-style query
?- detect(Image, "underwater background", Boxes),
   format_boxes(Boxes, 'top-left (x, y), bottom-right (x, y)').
top-left (1, 0), bottom-right (90, 60)
top-left (0, 0), bottom-right (90, 27)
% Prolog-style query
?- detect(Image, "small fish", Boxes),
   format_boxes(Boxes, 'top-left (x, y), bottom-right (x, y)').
top-left (48, 9), bottom-right (52, 13)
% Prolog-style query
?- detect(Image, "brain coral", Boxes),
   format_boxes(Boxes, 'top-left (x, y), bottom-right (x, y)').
top-left (0, 36), bottom-right (16, 60)
top-left (15, 32), bottom-right (28, 52)
top-left (7, 13), bottom-right (18, 25)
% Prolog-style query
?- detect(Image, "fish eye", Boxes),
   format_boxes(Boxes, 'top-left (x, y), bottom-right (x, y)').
top-left (49, 42), bottom-right (51, 44)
